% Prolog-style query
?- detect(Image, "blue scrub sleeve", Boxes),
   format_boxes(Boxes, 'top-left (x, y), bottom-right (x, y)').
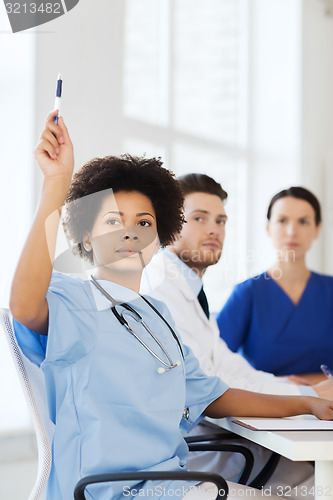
top-left (13, 273), bottom-right (97, 367)
top-left (216, 281), bottom-right (253, 352)
top-left (13, 319), bottom-right (47, 367)
top-left (147, 296), bottom-right (229, 433)
top-left (180, 343), bottom-right (229, 432)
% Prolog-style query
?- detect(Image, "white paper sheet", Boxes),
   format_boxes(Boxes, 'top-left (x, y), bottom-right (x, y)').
top-left (232, 416), bottom-right (333, 431)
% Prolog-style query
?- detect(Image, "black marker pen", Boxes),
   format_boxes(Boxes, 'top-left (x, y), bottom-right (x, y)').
top-left (54, 73), bottom-right (62, 125)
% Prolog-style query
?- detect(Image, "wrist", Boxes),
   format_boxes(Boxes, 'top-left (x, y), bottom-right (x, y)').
top-left (40, 175), bottom-right (71, 210)
top-left (302, 396), bottom-right (315, 414)
top-left (42, 174), bottom-right (71, 194)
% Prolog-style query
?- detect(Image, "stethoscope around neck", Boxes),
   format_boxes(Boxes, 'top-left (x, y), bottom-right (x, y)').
top-left (90, 276), bottom-right (183, 374)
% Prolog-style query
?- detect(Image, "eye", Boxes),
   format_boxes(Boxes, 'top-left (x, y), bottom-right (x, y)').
top-left (194, 217), bottom-right (204, 223)
top-left (278, 218), bottom-right (286, 224)
top-left (138, 220), bottom-right (152, 227)
top-left (299, 219), bottom-right (309, 225)
top-left (217, 219), bottom-right (226, 226)
top-left (106, 218), bottom-right (121, 226)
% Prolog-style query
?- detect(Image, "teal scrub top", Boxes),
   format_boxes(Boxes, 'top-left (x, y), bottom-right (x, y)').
top-left (14, 273), bottom-right (228, 499)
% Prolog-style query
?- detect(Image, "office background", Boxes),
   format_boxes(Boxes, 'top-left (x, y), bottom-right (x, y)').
top-left (1, 0), bottom-right (333, 497)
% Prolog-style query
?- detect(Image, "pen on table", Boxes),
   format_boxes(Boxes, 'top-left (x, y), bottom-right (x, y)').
top-left (320, 364), bottom-right (333, 379)
top-left (54, 73), bottom-right (62, 125)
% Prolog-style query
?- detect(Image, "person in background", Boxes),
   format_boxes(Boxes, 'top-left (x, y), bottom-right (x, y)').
top-left (217, 187), bottom-right (333, 378)
top-left (141, 175), bottom-right (333, 498)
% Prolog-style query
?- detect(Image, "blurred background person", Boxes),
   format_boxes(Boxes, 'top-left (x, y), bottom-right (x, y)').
top-left (217, 187), bottom-right (333, 378)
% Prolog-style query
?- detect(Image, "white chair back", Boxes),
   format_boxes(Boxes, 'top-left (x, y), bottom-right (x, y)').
top-left (0, 308), bottom-right (54, 500)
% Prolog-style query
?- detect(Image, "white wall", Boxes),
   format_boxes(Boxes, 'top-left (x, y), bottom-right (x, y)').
top-left (31, 0), bottom-right (333, 279)
top-left (245, 0), bottom-right (333, 278)
top-left (34, 0), bottom-right (126, 193)
top-left (301, 0), bottom-right (333, 273)
top-left (0, 5), bottom-right (36, 433)
top-left (246, 0), bottom-right (302, 277)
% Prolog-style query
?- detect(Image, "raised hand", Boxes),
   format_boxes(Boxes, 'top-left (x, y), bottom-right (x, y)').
top-left (34, 110), bottom-right (74, 181)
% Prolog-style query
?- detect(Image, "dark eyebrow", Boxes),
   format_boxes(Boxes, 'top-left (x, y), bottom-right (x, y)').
top-left (190, 210), bottom-right (209, 215)
top-left (190, 209), bottom-right (227, 219)
top-left (103, 211), bottom-right (155, 219)
top-left (136, 212), bottom-right (155, 219)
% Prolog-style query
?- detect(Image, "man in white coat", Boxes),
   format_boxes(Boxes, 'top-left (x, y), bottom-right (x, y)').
top-left (141, 173), bottom-right (333, 498)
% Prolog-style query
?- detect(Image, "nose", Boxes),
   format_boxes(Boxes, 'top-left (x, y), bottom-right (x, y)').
top-left (123, 226), bottom-right (139, 240)
top-left (206, 221), bottom-right (222, 236)
top-left (286, 222), bottom-right (296, 236)
top-left (124, 234), bottom-right (138, 240)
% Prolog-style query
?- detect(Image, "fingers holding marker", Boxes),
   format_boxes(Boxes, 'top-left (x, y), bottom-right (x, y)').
top-left (39, 111), bottom-right (65, 159)
top-left (41, 128), bottom-right (60, 152)
top-left (57, 116), bottom-right (72, 147)
top-left (35, 118), bottom-right (59, 160)
top-left (48, 110), bottom-right (65, 144)
top-left (35, 136), bottom-right (57, 161)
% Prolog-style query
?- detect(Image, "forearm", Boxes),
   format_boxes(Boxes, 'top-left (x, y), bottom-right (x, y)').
top-left (205, 388), bottom-right (311, 418)
top-left (10, 175), bottom-right (71, 329)
top-left (10, 112), bottom-right (73, 332)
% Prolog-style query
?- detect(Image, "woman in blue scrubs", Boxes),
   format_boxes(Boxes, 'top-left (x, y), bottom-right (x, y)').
top-left (10, 114), bottom-right (333, 499)
top-left (217, 187), bottom-right (333, 378)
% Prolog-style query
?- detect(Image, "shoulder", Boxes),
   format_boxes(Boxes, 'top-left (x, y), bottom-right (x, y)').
top-left (141, 294), bottom-right (176, 324)
top-left (310, 271), bottom-right (333, 290)
top-left (311, 271), bottom-right (333, 282)
top-left (50, 272), bottom-right (84, 289)
top-left (47, 272), bottom-right (95, 311)
top-left (231, 272), bottom-right (268, 294)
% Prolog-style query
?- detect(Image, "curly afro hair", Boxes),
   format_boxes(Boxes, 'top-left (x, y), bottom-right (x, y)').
top-left (63, 154), bottom-right (185, 263)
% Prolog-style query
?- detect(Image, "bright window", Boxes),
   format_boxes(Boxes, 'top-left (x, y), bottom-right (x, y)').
top-left (0, 11), bottom-right (35, 431)
top-left (123, 0), bottom-right (248, 310)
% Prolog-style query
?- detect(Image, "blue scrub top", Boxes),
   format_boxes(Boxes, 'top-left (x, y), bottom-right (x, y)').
top-left (14, 273), bottom-right (227, 499)
top-left (216, 271), bottom-right (333, 376)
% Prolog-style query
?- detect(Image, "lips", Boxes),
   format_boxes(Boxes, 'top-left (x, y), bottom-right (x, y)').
top-left (202, 241), bottom-right (220, 249)
top-left (116, 247), bottom-right (142, 256)
top-left (116, 248), bottom-right (140, 253)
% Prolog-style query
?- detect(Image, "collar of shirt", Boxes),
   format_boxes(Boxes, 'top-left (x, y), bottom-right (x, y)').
top-left (88, 279), bottom-right (140, 311)
top-left (163, 249), bottom-right (202, 297)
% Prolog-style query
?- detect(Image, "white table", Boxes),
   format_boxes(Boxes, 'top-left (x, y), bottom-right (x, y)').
top-left (212, 417), bottom-right (333, 500)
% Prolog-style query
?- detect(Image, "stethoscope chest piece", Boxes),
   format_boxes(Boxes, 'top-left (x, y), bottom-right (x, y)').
top-left (157, 360), bottom-right (181, 374)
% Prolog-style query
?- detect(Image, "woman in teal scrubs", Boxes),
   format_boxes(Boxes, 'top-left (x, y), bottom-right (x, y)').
top-left (217, 187), bottom-right (333, 377)
top-left (10, 113), bottom-right (333, 499)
